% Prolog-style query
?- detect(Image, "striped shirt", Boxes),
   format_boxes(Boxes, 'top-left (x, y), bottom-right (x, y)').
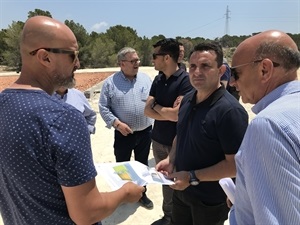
top-left (99, 71), bottom-right (153, 131)
top-left (230, 81), bottom-right (300, 225)
top-left (53, 88), bottom-right (97, 134)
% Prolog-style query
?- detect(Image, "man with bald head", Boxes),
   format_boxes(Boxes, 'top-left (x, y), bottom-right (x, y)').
top-left (0, 16), bottom-right (144, 225)
top-left (229, 30), bottom-right (300, 224)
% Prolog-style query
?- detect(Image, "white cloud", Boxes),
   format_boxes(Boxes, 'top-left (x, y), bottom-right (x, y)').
top-left (91, 21), bottom-right (109, 32)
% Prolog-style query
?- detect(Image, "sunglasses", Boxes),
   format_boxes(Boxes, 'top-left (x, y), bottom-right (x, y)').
top-left (230, 59), bottom-right (280, 80)
top-left (29, 48), bottom-right (79, 63)
top-left (122, 59), bottom-right (141, 64)
top-left (152, 53), bottom-right (167, 60)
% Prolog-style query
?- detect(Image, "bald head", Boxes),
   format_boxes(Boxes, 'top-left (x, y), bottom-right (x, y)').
top-left (21, 16), bottom-right (77, 54)
top-left (16, 16), bottom-right (79, 95)
top-left (230, 30), bottom-right (299, 104)
top-left (233, 30), bottom-right (300, 71)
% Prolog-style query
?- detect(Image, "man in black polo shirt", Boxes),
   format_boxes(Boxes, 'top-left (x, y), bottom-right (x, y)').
top-left (144, 38), bottom-right (193, 225)
top-left (156, 42), bottom-right (248, 225)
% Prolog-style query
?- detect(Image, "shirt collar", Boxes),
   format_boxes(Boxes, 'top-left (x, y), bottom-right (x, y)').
top-left (189, 85), bottom-right (226, 107)
top-left (119, 70), bottom-right (137, 81)
top-left (252, 80), bottom-right (300, 114)
top-left (159, 68), bottom-right (184, 80)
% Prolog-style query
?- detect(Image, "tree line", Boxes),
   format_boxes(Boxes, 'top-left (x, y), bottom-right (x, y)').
top-left (1, 9), bottom-right (300, 72)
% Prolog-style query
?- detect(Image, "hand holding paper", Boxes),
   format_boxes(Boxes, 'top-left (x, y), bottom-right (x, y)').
top-left (96, 161), bottom-right (175, 190)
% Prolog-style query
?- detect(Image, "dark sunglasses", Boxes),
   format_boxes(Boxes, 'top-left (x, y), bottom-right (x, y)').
top-left (29, 48), bottom-right (79, 63)
top-left (230, 59), bottom-right (280, 80)
top-left (152, 53), bottom-right (167, 60)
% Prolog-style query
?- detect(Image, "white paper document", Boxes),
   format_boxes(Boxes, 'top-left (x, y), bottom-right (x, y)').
top-left (219, 177), bottom-right (236, 204)
top-left (95, 161), bottom-right (174, 190)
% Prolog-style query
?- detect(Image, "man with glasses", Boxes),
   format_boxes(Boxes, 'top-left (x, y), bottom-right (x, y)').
top-left (155, 41), bottom-right (248, 225)
top-left (0, 16), bottom-right (144, 225)
top-left (99, 47), bottom-right (154, 209)
top-left (229, 30), bottom-right (300, 225)
top-left (145, 38), bottom-right (193, 225)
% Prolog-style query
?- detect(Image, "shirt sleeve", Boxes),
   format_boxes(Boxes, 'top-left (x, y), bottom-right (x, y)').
top-left (82, 99), bottom-right (97, 134)
top-left (178, 74), bottom-right (193, 96)
top-left (217, 106), bottom-right (248, 154)
top-left (99, 78), bottom-right (117, 128)
top-left (47, 107), bottom-right (97, 187)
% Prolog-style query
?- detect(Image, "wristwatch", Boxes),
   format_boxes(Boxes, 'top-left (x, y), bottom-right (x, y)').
top-left (189, 170), bottom-right (200, 186)
top-left (151, 101), bottom-right (157, 109)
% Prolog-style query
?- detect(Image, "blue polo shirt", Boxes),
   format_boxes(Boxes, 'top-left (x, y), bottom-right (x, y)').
top-left (175, 86), bottom-right (248, 203)
top-left (0, 89), bottom-right (99, 225)
top-left (149, 69), bottom-right (193, 146)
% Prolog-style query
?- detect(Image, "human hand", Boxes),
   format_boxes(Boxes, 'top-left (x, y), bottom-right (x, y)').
top-left (121, 182), bottom-right (144, 203)
top-left (156, 157), bottom-right (174, 175)
top-left (117, 122), bottom-right (133, 136)
top-left (173, 96), bottom-right (183, 108)
top-left (168, 171), bottom-right (190, 190)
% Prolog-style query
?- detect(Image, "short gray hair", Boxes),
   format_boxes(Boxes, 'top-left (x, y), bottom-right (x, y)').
top-left (255, 42), bottom-right (300, 71)
top-left (117, 47), bottom-right (136, 63)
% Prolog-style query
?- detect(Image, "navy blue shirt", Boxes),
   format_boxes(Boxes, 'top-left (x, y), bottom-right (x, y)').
top-left (149, 69), bottom-right (193, 146)
top-left (175, 87), bottom-right (248, 203)
top-left (0, 89), bottom-right (99, 225)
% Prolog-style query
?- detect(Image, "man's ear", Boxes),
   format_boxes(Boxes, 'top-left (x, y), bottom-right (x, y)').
top-left (261, 59), bottom-right (273, 82)
top-left (36, 49), bottom-right (51, 66)
top-left (219, 64), bottom-right (226, 77)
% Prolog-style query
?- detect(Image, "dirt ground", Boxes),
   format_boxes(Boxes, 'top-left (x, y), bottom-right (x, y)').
top-left (0, 72), bottom-right (113, 92)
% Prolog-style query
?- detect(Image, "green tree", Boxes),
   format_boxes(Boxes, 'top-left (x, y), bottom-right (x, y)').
top-left (1, 9), bottom-right (52, 71)
top-left (65, 20), bottom-right (90, 68)
top-left (136, 36), bottom-right (152, 66)
top-left (28, 9), bottom-right (52, 18)
top-left (0, 29), bottom-right (8, 64)
top-left (2, 21), bottom-right (24, 71)
top-left (106, 25), bottom-right (139, 52)
top-left (87, 34), bottom-right (116, 68)
top-left (150, 34), bottom-right (166, 46)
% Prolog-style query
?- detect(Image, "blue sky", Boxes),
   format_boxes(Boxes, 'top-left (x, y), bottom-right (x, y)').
top-left (0, 0), bottom-right (299, 39)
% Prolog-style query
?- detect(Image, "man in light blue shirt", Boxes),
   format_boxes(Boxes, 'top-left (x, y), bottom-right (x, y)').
top-left (229, 30), bottom-right (300, 224)
top-left (54, 86), bottom-right (97, 134)
top-left (99, 47), bottom-right (154, 209)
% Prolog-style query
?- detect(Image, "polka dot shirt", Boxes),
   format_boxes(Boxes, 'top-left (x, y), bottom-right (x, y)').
top-left (0, 89), bottom-right (100, 225)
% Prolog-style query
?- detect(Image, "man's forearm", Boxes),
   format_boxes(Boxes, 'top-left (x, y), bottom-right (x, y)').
top-left (152, 103), bottom-right (178, 122)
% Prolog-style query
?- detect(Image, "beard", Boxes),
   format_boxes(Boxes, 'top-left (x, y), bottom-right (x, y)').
top-left (54, 72), bottom-right (76, 89)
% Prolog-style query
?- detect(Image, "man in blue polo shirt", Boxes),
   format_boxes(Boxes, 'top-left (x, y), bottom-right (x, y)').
top-left (0, 16), bottom-right (144, 225)
top-left (156, 42), bottom-right (248, 225)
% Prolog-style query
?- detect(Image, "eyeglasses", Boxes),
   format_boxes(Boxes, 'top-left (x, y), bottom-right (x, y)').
top-left (230, 59), bottom-right (280, 80)
top-left (152, 53), bottom-right (167, 60)
top-left (29, 48), bottom-right (79, 63)
top-left (122, 59), bottom-right (141, 64)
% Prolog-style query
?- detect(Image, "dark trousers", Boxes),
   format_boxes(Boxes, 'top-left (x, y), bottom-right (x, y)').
top-left (171, 190), bottom-right (229, 225)
top-left (114, 125), bottom-right (152, 195)
top-left (114, 125), bottom-right (152, 166)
